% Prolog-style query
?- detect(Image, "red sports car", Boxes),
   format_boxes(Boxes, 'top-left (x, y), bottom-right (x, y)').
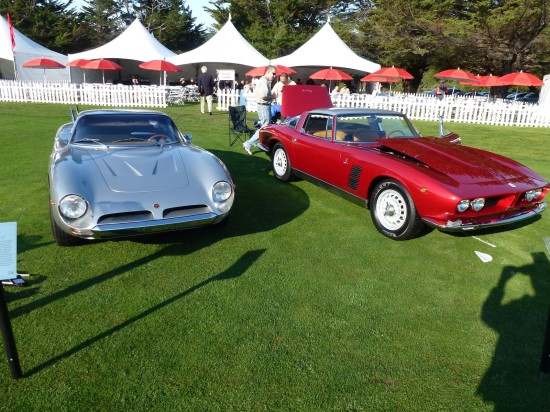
top-left (257, 86), bottom-right (549, 240)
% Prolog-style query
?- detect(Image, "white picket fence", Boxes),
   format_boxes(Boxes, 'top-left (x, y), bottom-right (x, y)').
top-left (1, 79), bottom-right (549, 127)
top-left (0, 80), bottom-right (166, 107)
top-left (217, 90), bottom-right (550, 128)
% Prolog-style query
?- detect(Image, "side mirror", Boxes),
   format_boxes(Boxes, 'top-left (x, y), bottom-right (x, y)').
top-left (183, 133), bottom-right (192, 143)
top-left (55, 123), bottom-right (73, 149)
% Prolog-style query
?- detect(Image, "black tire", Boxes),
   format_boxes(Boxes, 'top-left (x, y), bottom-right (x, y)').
top-left (369, 179), bottom-right (424, 240)
top-left (271, 143), bottom-right (294, 182)
top-left (50, 207), bottom-right (84, 246)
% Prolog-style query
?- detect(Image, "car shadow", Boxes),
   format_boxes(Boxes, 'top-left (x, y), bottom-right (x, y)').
top-left (22, 248), bottom-right (267, 377)
top-left (476, 252), bottom-right (550, 410)
top-left (133, 149), bottom-right (309, 245)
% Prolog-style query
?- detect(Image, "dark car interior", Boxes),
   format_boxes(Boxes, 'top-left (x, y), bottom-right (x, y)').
top-left (73, 114), bottom-right (179, 144)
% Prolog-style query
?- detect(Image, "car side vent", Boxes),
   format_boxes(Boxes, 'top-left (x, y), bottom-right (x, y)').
top-left (348, 166), bottom-right (362, 190)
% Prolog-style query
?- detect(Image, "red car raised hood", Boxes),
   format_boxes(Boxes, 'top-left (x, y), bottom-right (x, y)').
top-left (378, 137), bottom-right (535, 185)
top-left (281, 85), bottom-right (333, 117)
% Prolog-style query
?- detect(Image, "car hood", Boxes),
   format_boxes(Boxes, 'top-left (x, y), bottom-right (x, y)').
top-left (88, 146), bottom-right (189, 193)
top-left (377, 138), bottom-right (535, 185)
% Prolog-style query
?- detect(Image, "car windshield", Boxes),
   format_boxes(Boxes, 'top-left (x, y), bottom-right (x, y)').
top-left (72, 113), bottom-right (181, 145)
top-left (334, 114), bottom-right (419, 142)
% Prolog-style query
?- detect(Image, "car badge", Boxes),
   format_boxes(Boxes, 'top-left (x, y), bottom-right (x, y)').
top-left (507, 182), bottom-right (516, 188)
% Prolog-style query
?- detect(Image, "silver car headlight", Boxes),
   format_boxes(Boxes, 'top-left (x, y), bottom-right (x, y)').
top-left (212, 181), bottom-right (234, 214)
top-left (457, 200), bottom-right (470, 213)
top-left (470, 198), bottom-right (485, 212)
top-left (59, 195), bottom-right (87, 219)
top-left (525, 189), bottom-right (542, 202)
top-left (212, 181), bottom-right (232, 202)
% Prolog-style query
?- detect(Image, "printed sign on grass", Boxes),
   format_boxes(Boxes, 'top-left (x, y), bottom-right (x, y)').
top-left (0, 222), bottom-right (17, 281)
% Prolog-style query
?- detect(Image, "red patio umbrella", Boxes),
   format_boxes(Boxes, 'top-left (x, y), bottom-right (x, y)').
top-left (460, 74), bottom-right (505, 87)
top-left (434, 68), bottom-right (477, 82)
top-left (361, 74), bottom-right (399, 83)
top-left (67, 59), bottom-right (91, 68)
top-left (310, 67), bottom-right (353, 88)
top-left (245, 65), bottom-right (297, 77)
top-left (67, 59), bottom-right (91, 83)
top-left (370, 66), bottom-right (413, 80)
top-left (22, 57), bottom-right (66, 81)
top-left (498, 70), bottom-right (543, 101)
top-left (310, 67), bottom-right (353, 81)
top-left (497, 70), bottom-right (543, 87)
top-left (83, 59), bottom-right (125, 83)
top-left (435, 68), bottom-right (476, 94)
top-left (139, 60), bottom-right (181, 85)
top-left (361, 72), bottom-right (401, 93)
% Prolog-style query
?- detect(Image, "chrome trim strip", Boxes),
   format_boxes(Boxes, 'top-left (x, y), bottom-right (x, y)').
top-left (92, 212), bottom-right (222, 238)
top-left (422, 202), bottom-right (547, 232)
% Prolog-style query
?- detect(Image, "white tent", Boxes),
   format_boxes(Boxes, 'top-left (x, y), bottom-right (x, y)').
top-left (68, 19), bottom-right (176, 84)
top-left (0, 14), bottom-right (69, 81)
top-left (271, 20), bottom-right (380, 80)
top-left (168, 16), bottom-right (269, 83)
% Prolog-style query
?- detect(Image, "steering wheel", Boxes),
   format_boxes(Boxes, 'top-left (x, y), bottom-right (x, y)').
top-left (387, 130), bottom-right (406, 138)
top-left (147, 134), bottom-right (170, 142)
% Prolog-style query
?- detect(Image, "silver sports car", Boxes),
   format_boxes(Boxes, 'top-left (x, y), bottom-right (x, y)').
top-left (49, 109), bottom-right (234, 246)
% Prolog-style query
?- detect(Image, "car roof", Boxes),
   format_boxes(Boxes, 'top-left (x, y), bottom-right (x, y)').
top-left (76, 109), bottom-right (167, 119)
top-left (308, 107), bottom-right (406, 117)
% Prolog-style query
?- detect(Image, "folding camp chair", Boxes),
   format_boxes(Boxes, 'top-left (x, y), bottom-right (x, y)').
top-left (228, 105), bottom-right (256, 146)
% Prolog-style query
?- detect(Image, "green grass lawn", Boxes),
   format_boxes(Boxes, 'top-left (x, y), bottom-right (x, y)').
top-left (1, 102), bottom-right (549, 411)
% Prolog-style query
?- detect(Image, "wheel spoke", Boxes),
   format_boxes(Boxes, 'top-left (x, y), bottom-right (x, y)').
top-left (376, 189), bottom-right (407, 230)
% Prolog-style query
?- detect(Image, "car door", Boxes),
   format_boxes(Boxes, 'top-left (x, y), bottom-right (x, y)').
top-left (291, 113), bottom-right (343, 185)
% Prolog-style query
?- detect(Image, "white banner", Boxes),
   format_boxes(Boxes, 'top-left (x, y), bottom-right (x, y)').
top-left (0, 222), bottom-right (17, 281)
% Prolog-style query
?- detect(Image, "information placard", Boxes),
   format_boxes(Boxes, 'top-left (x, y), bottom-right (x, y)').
top-left (217, 69), bottom-right (235, 81)
top-left (0, 222), bottom-right (17, 281)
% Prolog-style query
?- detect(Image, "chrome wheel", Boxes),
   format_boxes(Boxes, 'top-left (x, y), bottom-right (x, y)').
top-left (271, 143), bottom-right (293, 182)
top-left (369, 179), bottom-right (424, 240)
top-left (375, 188), bottom-right (407, 231)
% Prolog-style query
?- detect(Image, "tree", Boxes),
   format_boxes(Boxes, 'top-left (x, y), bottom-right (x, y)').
top-left (132, 0), bottom-right (206, 53)
top-left (357, 0), bottom-right (549, 90)
top-left (77, 0), bottom-right (205, 53)
top-left (205, 0), bottom-right (361, 59)
top-left (1, 0), bottom-right (88, 54)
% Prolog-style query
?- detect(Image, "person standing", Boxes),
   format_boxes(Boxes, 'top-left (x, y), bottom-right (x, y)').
top-left (198, 65), bottom-right (215, 115)
top-left (271, 72), bottom-right (296, 121)
top-left (242, 66), bottom-right (277, 155)
top-left (435, 81), bottom-right (448, 100)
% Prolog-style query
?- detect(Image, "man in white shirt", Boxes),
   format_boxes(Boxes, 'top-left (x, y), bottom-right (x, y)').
top-left (243, 66), bottom-right (277, 155)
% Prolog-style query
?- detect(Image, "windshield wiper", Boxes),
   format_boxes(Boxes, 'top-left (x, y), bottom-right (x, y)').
top-left (73, 138), bottom-right (107, 148)
top-left (111, 137), bottom-right (148, 143)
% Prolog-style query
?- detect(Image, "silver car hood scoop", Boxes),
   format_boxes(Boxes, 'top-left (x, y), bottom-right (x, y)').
top-left (90, 148), bottom-right (189, 192)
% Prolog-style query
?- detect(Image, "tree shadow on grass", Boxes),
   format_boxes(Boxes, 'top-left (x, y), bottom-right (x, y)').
top-left (477, 252), bottom-right (550, 410)
top-left (22, 248), bottom-right (266, 377)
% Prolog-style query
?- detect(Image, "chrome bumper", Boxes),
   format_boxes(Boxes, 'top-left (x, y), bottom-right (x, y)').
top-left (422, 202), bottom-right (547, 232)
top-left (91, 212), bottom-right (224, 239)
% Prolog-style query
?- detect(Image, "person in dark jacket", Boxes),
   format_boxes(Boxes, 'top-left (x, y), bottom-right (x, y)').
top-left (197, 65), bottom-right (215, 115)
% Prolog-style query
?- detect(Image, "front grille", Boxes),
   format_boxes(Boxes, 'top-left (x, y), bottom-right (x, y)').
top-left (163, 205), bottom-right (210, 219)
top-left (98, 210), bottom-right (153, 224)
